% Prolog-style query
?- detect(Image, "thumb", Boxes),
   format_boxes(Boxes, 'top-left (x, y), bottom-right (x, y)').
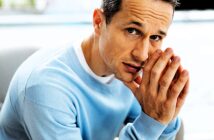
top-left (123, 76), bottom-right (143, 103)
top-left (123, 81), bottom-right (139, 93)
top-left (123, 75), bottom-right (142, 93)
top-left (124, 81), bottom-right (143, 104)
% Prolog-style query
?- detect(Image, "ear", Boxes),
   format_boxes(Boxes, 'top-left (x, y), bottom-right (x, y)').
top-left (93, 9), bottom-right (105, 36)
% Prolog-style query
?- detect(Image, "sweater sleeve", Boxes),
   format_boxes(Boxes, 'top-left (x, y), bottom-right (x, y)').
top-left (23, 99), bottom-right (83, 140)
top-left (23, 82), bottom-right (83, 140)
top-left (119, 111), bottom-right (181, 140)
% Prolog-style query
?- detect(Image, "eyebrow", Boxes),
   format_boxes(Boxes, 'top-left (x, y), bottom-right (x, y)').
top-left (159, 30), bottom-right (167, 36)
top-left (127, 21), bottom-right (167, 36)
top-left (129, 21), bottom-right (143, 27)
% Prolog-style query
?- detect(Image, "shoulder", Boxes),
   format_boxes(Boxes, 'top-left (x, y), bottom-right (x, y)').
top-left (23, 47), bottom-right (80, 114)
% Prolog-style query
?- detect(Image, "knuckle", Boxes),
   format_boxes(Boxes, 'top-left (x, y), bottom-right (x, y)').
top-left (157, 94), bottom-right (166, 102)
top-left (170, 87), bottom-right (177, 94)
top-left (160, 54), bottom-right (168, 61)
top-left (170, 62), bottom-right (179, 69)
top-left (159, 78), bottom-right (168, 87)
top-left (151, 69), bottom-right (158, 77)
top-left (178, 77), bottom-right (186, 84)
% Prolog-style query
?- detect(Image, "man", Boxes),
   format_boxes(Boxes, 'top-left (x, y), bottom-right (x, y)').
top-left (0, 0), bottom-right (189, 139)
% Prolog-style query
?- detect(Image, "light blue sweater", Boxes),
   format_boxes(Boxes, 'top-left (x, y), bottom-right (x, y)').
top-left (0, 45), bottom-right (180, 140)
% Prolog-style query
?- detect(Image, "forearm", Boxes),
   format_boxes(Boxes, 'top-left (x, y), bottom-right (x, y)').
top-left (119, 111), bottom-right (180, 140)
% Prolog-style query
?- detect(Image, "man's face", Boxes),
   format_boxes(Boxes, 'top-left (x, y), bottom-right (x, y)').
top-left (98, 0), bottom-right (173, 82)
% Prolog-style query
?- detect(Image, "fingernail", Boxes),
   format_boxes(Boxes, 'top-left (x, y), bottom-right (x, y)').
top-left (166, 48), bottom-right (172, 54)
top-left (182, 70), bottom-right (189, 76)
top-left (173, 56), bottom-right (180, 62)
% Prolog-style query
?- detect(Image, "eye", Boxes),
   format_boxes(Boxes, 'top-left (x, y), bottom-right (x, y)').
top-left (150, 35), bottom-right (162, 41)
top-left (126, 28), bottom-right (142, 36)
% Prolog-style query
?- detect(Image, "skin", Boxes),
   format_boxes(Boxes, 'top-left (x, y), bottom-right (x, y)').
top-left (81, 0), bottom-right (189, 124)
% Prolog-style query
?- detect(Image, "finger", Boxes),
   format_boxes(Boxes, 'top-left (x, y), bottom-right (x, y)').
top-left (175, 65), bottom-right (183, 80)
top-left (159, 56), bottom-right (180, 99)
top-left (150, 48), bottom-right (174, 95)
top-left (168, 70), bottom-right (189, 101)
top-left (175, 78), bottom-right (190, 115)
top-left (124, 81), bottom-right (143, 103)
top-left (170, 65), bottom-right (183, 87)
top-left (141, 49), bottom-right (162, 89)
top-left (178, 78), bottom-right (190, 103)
top-left (178, 65), bottom-right (183, 73)
top-left (161, 57), bottom-right (172, 77)
top-left (123, 81), bottom-right (139, 94)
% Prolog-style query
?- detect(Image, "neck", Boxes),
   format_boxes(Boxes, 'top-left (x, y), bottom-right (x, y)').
top-left (81, 34), bottom-right (111, 77)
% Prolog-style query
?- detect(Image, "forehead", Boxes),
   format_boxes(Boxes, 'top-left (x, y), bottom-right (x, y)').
top-left (111, 0), bottom-right (173, 29)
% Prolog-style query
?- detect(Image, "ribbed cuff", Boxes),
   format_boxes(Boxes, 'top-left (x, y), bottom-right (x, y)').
top-left (132, 111), bottom-right (167, 140)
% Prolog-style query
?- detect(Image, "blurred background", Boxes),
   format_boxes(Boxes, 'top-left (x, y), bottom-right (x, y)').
top-left (0, 0), bottom-right (214, 139)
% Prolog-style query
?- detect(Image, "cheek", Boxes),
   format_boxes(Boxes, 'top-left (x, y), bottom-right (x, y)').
top-left (103, 46), bottom-right (121, 66)
top-left (98, 39), bottom-right (117, 70)
top-left (99, 28), bottom-right (136, 67)
top-left (100, 36), bottom-right (124, 60)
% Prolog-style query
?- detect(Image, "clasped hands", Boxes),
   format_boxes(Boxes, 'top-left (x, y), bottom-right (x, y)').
top-left (125, 48), bottom-right (189, 124)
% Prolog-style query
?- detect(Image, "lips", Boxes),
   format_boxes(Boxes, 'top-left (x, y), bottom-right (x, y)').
top-left (123, 62), bottom-right (142, 73)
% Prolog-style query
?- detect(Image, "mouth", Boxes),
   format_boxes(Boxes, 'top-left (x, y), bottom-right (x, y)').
top-left (123, 62), bottom-right (142, 74)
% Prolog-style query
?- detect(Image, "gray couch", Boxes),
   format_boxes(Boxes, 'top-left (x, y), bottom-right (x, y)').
top-left (0, 46), bottom-right (39, 109)
top-left (0, 46), bottom-right (184, 139)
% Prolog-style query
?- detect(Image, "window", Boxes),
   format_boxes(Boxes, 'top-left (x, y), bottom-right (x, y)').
top-left (0, 0), bottom-right (101, 48)
top-left (0, 0), bottom-right (101, 14)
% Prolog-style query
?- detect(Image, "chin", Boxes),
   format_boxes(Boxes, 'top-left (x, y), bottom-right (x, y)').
top-left (115, 71), bottom-right (136, 83)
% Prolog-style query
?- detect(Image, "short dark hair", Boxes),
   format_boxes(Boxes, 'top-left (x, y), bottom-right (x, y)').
top-left (101, 0), bottom-right (180, 24)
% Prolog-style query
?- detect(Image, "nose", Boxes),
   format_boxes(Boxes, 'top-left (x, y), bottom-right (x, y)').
top-left (131, 39), bottom-right (149, 62)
